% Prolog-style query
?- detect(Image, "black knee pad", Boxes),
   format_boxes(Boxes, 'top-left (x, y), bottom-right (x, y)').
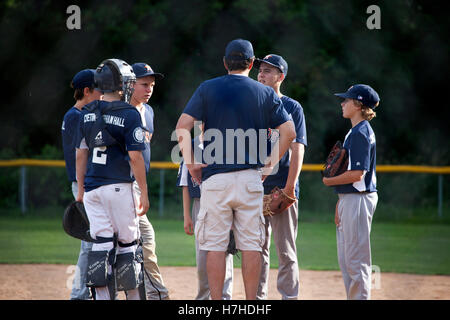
top-left (115, 251), bottom-right (143, 291)
top-left (86, 250), bottom-right (109, 287)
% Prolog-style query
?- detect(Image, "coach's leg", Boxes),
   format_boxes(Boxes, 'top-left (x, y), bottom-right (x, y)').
top-left (207, 251), bottom-right (226, 300)
top-left (241, 250), bottom-right (262, 300)
top-left (233, 169), bottom-right (265, 300)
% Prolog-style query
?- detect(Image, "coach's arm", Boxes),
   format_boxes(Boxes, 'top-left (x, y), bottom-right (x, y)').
top-left (262, 120), bottom-right (296, 180)
top-left (176, 113), bottom-right (207, 184)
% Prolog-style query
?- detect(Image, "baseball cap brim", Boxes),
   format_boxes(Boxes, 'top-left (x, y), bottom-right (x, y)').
top-left (137, 72), bottom-right (164, 80)
top-left (254, 58), bottom-right (281, 71)
top-left (334, 92), bottom-right (354, 99)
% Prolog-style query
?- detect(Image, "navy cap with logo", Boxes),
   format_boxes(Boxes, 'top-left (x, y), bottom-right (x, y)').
top-left (71, 69), bottom-right (96, 89)
top-left (334, 84), bottom-right (380, 109)
top-left (254, 54), bottom-right (288, 76)
top-left (132, 63), bottom-right (164, 80)
top-left (224, 39), bottom-right (255, 61)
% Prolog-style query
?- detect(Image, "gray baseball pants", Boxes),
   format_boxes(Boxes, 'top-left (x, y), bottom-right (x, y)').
top-left (133, 181), bottom-right (170, 300)
top-left (257, 201), bottom-right (299, 300)
top-left (336, 192), bottom-right (378, 300)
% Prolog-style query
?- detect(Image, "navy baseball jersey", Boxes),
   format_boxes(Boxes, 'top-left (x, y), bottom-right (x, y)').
top-left (183, 74), bottom-right (290, 182)
top-left (334, 120), bottom-right (377, 193)
top-left (176, 137), bottom-right (203, 199)
top-left (76, 100), bottom-right (146, 192)
top-left (62, 106), bottom-right (82, 182)
top-left (263, 95), bottom-right (307, 198)
top-left (138, 103), bottom-right (154, 172)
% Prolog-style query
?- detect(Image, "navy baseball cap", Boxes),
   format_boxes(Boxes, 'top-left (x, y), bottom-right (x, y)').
top-left (224, 39), bottom-right (255, 60)
top-left (334, 84), bottom-right (380, 109)
top-left (254, 54), bottom-right (288, 76)
top-left (132, 63), bottom-right (164, 80)
top-left (71, 69), bottom-right (95, 89)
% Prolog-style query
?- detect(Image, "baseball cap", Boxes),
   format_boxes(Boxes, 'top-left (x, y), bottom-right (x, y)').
top-left (334, 84), bottom-right (380, 109)
top-left (71, 69), bottom-right (95, 89)
top-left (224, 39), bottom-right (255, 60)
top-left (132, 63), bottom-right (164, 80)
top-left (254, 54), bottom-right (288, 76)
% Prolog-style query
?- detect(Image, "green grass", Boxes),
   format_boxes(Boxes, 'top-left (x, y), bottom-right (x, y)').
top-left (1, 214), bottom-right (449, 275)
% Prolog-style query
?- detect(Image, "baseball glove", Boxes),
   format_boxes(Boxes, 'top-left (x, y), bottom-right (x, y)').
top-left (62, 200), bottom-right (95, 242)
top-left (321, 141), bottom-right (349, 178)
top-left (263, 186), bottom-right (297, 216)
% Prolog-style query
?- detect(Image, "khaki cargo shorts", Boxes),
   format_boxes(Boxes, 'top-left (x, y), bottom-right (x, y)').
top-left (195, 169), bottom-right (266, 252)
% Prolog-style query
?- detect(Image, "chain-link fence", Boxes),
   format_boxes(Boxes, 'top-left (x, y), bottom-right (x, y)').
top-left (1, 160), bottom-right (449, 223)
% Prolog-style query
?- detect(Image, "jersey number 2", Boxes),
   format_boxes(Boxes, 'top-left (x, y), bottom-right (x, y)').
top-left (92, 146), bottom-right (107, 165)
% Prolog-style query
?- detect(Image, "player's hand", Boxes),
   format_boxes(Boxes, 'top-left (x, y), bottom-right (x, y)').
top-left (187, 163), bottom-right (208, 185)
top-left (76, 190), bottom-right (84, 202)
top-left (137, 194), bottom-right (150, 216)
top-left (334, 200), bottom-right (340, 227)
top-left (282, 186), bottom-right (296, 199)
top-left (184, 216), bottom-right (194, 235)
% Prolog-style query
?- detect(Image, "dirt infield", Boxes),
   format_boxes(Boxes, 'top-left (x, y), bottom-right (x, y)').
top-left (1, 264), bottom-right (449, 300)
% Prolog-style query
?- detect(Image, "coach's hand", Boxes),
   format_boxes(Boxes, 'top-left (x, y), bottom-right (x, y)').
top-left (187, 163), bottom-right (208, 185)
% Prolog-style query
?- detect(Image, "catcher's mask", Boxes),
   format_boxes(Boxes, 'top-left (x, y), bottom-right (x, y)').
top-left (94, 58), bottom-right (136, 103)
top-left (63, 201), bottom-right (95, 242)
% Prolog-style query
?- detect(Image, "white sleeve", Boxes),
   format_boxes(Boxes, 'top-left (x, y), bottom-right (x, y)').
top-left (178, 162), bottom-right (189, 187)
top-left (78, 137), bottom-right (89, 150)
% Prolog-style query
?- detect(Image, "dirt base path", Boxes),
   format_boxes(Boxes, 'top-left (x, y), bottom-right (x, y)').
top-left (1, 264), bottom-right (449, 300)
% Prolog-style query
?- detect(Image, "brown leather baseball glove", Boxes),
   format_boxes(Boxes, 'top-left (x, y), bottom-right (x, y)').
top-left (263, 186), bottom-right (297, 216)
top-left (322, 140), bottom-right (349, 178)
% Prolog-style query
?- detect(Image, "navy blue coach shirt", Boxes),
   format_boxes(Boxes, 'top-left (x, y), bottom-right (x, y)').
top-left (183, 74), bottom-right (290, 182)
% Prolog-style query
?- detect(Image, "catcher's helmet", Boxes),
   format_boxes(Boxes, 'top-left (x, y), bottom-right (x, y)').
top-left (94, 58), bottom-right (136, 103)
top-left (63, 201), bottom-right (95, 242)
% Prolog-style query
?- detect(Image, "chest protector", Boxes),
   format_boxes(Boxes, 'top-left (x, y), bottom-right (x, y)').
top-left (83, 101), bottom-right (139, 151)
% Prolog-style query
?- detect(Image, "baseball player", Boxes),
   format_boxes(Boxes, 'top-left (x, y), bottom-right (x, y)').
top-left (130, 62), bottom-right (170, 300)
top-left (254, 54), bottom-right (307, 300)
top-left (176, 39), bottom-right (296, 300)
top-left (75, 58), bottom-right (149, 300)
top-left (176, 126), bottom-right (234, 300)
top-left (61, 69), bottom-right (102, 300)
top-left (322, 84), bottom-right (380, 300)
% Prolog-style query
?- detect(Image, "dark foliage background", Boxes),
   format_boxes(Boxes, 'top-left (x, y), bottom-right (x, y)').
top-left (0, 0), bottom-right (448, 216)
top-left (0, 0), bottom-right (448, 164)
